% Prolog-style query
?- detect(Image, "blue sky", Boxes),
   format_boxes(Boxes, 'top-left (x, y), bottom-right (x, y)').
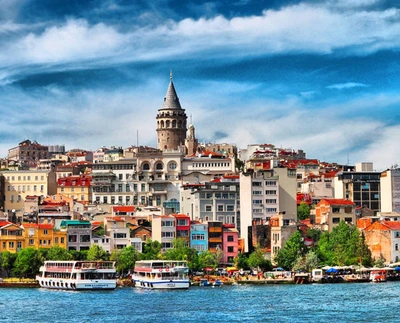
top-left (0, 0), bottom-right (399, 170)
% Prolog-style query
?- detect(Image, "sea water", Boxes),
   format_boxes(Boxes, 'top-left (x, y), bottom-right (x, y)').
top-left (1, 282), bottom-right (398, 322)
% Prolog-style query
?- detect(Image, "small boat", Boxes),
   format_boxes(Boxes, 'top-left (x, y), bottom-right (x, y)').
top-left (199, 278), bottom-right (223, 287)
top-left (36, 261), bottom-right (117, 290)
top-left (132, 260), bottom-right (190, 289)
top-left (370, 269), bottom-right (387, 283)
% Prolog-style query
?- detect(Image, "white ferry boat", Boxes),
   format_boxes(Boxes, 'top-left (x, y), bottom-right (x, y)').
top-left (132, 260), bottom-right (190, 289)
top-left (36, 260), bottom-right (117, 290)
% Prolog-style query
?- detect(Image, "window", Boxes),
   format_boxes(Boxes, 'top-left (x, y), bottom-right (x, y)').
top-left (227, 246), bottom-right (234, 253)
top-left (265, 181), bottom-right (276, 186)
top-left (162, 231), bottom-right (175, 238)
top-left (55, 237), bottom-right (58, 244)
top-left (332, 217), bottom-right (340, 223)
top-left (162, 221), bottom-right (174, 227)
top-left (344, 207), bottom-right (352, 213)
top-left (29, 239), bottom-right (34, 245)
top-left (345, 217), bottom-right (353, 223)
top-left (265, 190), bottom-right (277, 195)
top-left (9, 242), bottom-right (14, 248)
top-left (253, 191), bottom-right (262, 195)
top-left (227, 205), bottom-right (234, 212)
top-left (227, 235), bottom-right (234, 242)
top-left (396, 244), bottom-right (399, 251)
top-left (252, 182), bottom-right (262, 186)
top-left (169, 162), bottom-right (177, 170)
top-left (332, 207), bottom-right (340, 213)
top-left (205, 205), bottom-right (212, 212)
top-left (61, 238), bottom-right (64, 244)
top-left (118, 174), bottom-right (123, 180)
top-left (113, 233), bottom-right (127, 239)
top-left (68, 235), bottom-right (77, 243)
top-left (192, 234), bottom-right (205, 240)
top-left (217, 205), bottom-right (224, 212)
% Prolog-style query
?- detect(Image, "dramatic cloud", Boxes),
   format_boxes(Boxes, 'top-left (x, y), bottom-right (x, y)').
top-left (327, 83), bottom-right (369, 90)
top-left (0, 0), bottom-right (399, 171)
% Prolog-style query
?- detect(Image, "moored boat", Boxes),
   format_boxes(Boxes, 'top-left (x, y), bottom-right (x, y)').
top-left (36, 261), bottom-right (117, 290)
top-left (132, 260), bottom-right (190, 289)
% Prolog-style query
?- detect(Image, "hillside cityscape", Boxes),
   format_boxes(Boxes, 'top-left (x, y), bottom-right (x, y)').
top-left (0, 75), bottom-right (399, 276)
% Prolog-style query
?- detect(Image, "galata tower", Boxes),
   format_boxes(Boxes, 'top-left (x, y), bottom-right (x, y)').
top-left (156, 72), bottom-right (187, 151)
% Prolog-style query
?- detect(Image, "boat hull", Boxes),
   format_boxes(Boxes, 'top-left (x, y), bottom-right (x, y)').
top-left (133, 277), bottom-right (190, 289)
top-left (36, 277), bottom-right (116, 290)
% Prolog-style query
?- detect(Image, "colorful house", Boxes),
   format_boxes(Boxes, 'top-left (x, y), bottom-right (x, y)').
top-left (363, 221), bottom-right (400, 263)
top-left (314, 199), bottom-right (356, 232)
top-left (190, 221), bottom-right (208, 252)
top-left (22, 223), bottom-right (67, 249)
top-left (0, 222), bottom-right (24, 252)
top-left (222, 224), bottom-right (239, 263)
top-left (173, 213), bottom-right (190, 246)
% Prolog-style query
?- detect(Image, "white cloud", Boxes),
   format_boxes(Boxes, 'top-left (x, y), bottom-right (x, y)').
top-left (327, 82), bottom-right (369, 90)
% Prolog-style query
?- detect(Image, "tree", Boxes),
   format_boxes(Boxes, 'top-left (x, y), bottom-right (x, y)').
top-left (87, 245), bottom-right (109, 261)
top-left (274, 231), bottom-right (306, 270)
top-left (297, 202), bottom-right (311, 220)
top-left (0, 251), bottom-right (17, 278)
top-left (248, 247), bottom-right (272, 271)
top-left (292, 251), bottom-right (320, 273)
top-left (46, 246), bottom-right (73, 261)
top-left (140, 240), bottom-right (162, 260)
top-left (13, 248), bottom-right (42, 278)
top-left (162, 239), bottom-right (200, 270)
top-left (111, 246), bottom-right (139, 275)
top-left (198, 251), bottom-right (220, 270)
top-left (317, 221), bottom-right (372, 266)
top-left (235, 252), bottom-right (249, 270)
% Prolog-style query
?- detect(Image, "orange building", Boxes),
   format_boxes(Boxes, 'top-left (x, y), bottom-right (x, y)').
top-left (314, 198), bottom-right (356, 232)
top-left (363, 221), bottom-right (400, 263)
top-left (22, 223), bottom-right (67, 249)
top-left (0, 222), bottom-right (25, 252)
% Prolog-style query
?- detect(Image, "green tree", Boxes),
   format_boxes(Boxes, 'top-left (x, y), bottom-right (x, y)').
top-left (140, 240), bottom-right (162, 260)
top-left (87, 245), bottom-right (109, 261)
top-left (248, 247), bottom-right (273, 271)
top-left (162, 239), bottom-right (200, 270)
top-left (292, 251), bottom-right (320, 273)
top-left (110, 246), bottom-right (139, 275)
top-left (317, 221), bottom-right (372, 266)
top-left (297, 202), bottom-right (311, 220)
top-left (274, 231), bottom-right (306, 270)
top-left (46, 246), bottom-right (73, 261)
top-left (235, 252), bottom-right (249, 270)
top-left (198, 250), bottom-right (219, 270)
top-left (0, 251), bottom-right (17, 278)
top-left (13, 248), bottom-right (42, 278)
top-left (69, 250), bottom-right (88, 260)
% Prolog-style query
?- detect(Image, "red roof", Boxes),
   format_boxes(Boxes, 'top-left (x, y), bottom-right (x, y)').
top-left (320, 199), bottom-right (355, 206)
top-left (383, 221), bottom-right (400, 230)
top-left (23, 223), bottom-right (53, 229)
top-left (0, 220), bottom-right (11, 227)
top-left (172, 213), bottom-right (190, 219)
top-left (113, 206), bottom-right (135, 213)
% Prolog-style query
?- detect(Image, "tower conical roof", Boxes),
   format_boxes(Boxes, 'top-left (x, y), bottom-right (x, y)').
top-left (162, 72), bottom-right (182, 110)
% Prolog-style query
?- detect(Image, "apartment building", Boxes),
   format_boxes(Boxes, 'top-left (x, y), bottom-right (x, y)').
top-left (380, 168), bottom-right (400, 213)
top-left (1, 170), bottom-right (57, 212)
top-left (314, 199), bottom-right (356, 232)
top-left (57, 174), bottom-right (92, 205)
top-left (240, 166), bottom-right (297, 252)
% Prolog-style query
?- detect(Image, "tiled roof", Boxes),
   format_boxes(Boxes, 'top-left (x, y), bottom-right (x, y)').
top-left (383, 221), bottom-right (400, 230)
top-left (172, 213), bottom-right (189, 218)
top-left (0, 220), bottom-right (11, 227)
top-left (320, 199), bottom-right (355, 206)
top-left (113, 206), bottom-right (135, 213)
